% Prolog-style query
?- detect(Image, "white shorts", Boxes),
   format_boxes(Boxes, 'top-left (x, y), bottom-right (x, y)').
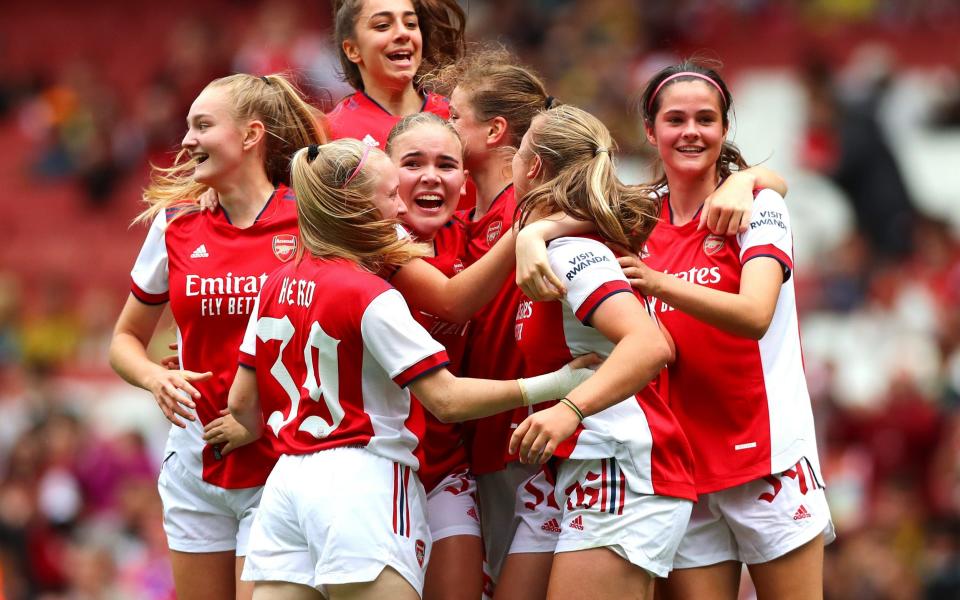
top-left (673, 458), bottom-right (836, 568)
top-left (426, 469), bottom-right (481, 542)
top-left (242, 448), bottom-right (431, 596)
top-left (157, 451), bottom-right (262, 555)
top-left (476, 461), bottom-right (540, 579)
top-left (509, 464), bottom-right (563, 555)
top-left (554, 457), bottom-right (693, 578)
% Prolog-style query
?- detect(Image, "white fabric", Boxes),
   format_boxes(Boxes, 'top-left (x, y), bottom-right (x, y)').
top-left (425, 469), bottom-right (481, 541)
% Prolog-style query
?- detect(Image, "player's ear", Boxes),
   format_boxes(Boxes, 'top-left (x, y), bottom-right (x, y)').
top-left (643, 120), bottom-right (657, 147)
top-left (487, 116), bottom-right (509, 147)
top-left (243, 120), bottom-right (266, 150)
top-left (342, 38), bottom-right (362, 65)
top-left (527, 154), bottom-right (542, 181)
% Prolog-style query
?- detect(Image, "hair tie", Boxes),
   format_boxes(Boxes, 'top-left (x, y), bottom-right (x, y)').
top-left (647, 72), bottom-right (727, 112)
top-left (544, 95), bottom-right (555, 109)
top-left (594, 146), bottom-right (608, 156)
top-left (260, 75), bottom-right (271, 85)
top-left (342, 145), bottom-right (372, 188)
top-left (306, 144), bottom-right (320, 162)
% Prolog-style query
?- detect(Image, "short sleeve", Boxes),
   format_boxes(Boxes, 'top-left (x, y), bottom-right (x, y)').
top-left (237, 293), bottom-right (261, 369)
top-left (130, 211), bottom-right (170, 304)
top-left (360, 289), bottom-right (449, 387)
top-left (548, 237), bottom-right (632, 325)
top-left (737, 189), bottom-right (793, 280)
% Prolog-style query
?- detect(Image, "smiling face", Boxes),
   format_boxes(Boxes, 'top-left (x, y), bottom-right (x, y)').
top-left (388, 123), bottom-right (465, 240)
top-left (644, 79), bottom-right (728, 182)
top-left (366, 152), bottom-right (406, 220)
top-left (342, 0), bottom-right (423, 93)
top-left (181, 86), bottom-right (247, 187)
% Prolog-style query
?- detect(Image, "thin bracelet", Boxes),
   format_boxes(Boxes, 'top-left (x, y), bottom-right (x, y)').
top-left (558, 397), bottom-right (584, 421)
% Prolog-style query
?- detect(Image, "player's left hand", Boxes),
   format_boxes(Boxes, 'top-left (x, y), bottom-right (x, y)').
top-left (618, 255), bottom-right (661, 296)
top-left (515, 226), bottom-right (565, 301)
top-left (202, 409), bottom-right (257, 455)
top-left (699, 171), bottom-right (754, 235)
top-left (509, 402), bottom-right (581, 465)
top-left (160, 343), bottom-right (180, 370)
top-left (198, 188), bottom-right (220, 212)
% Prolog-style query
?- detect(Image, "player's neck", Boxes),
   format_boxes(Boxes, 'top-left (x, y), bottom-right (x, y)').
top-left (664, 172), bottom-right (716, 226)
top-left (216, 170), bottom-right (276, 229)
top-left (363, 83), bottom-right (423, 117)
top-left (470, 153), bottom-right (513, 221)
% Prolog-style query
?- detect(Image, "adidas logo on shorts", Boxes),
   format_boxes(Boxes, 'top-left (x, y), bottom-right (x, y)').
top-left (793, 504), bottom-right (812, 521)
top-left (570, 515), bottom-right (584, 530)
top-left (541, 518), bottom-right (562, 533)
top-left (190, 244), bottom-right (209, 259)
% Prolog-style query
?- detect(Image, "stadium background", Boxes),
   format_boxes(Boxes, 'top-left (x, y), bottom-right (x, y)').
top-left (1, 0), bottom-right (958, 597)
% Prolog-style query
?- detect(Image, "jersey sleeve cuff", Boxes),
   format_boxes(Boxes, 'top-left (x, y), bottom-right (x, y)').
top-left (741, 245), bottom-right (793, 282)
top-left (575, 280), bottom-right (633, 325)
top-left (238, 351), bottom-right (256, 370)
top-left (394, 351), bottom-right (450, 388)
top-left (130, 278), bottom-right (169, 305)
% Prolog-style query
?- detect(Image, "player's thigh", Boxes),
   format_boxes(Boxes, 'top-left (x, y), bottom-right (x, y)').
top-left (237, 556), bottom-right (254, 600)
top-left (423, 534), bottom-right (483, 600)
top-left (547, 547), bottom-right (650, 600)
top-left (494, 552), bottom-right (554, 600)
top-left (655, 561), bottom-right (741, 600)
top-left (748, 534), bottom-right (825, 600)
top-left (252, 581), bottom-right (323, 600)
top-left (170, 550), bottom-right (236, 600)
top-left (328, 566), bottom-right (419, 600)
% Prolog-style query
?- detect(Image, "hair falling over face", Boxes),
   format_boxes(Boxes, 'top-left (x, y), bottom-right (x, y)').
top-left (516, 105), bottom-right (659, 254)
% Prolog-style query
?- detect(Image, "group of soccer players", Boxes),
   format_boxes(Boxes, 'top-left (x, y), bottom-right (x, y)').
top-left (109, 1), bottom-right (834, 599)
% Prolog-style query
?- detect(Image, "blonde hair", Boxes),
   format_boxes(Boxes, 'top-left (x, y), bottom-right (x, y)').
top-left (291, 139), bottom-right (428, 272)
top-left (384, 111), bottom-right (461, 157)
top-left (517, 105), bottom-right (659, 254)
top-left (424, 45), bottom-right (551, 147)
top-left (136, 73), bottom-right (327, 225)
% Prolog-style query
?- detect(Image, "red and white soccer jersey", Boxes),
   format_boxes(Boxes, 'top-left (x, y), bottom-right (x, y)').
top-left (412, 216), bottom-right (470, 493)
top-left (130, 185), bottom-right (299, 489)
top-left (514, 236), bottom-right (697, 501)
top-left (326, 91), bottom-right (449, 149)
top-left (644, 189), bottom-right (821, 494)
top-left (458, 185), bottom-right (527, 475)
top-left (238, 257), bottom-right (449, 470)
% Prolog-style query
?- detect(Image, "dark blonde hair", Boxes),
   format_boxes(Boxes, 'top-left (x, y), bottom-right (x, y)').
top-left (384, 111), bottom-right (461, 156)
top-left (640, 59), bottom-right (748, 193)
top-left (291, 139), bottom-right (428, 272)
top-left (426, 46), bottom-right (552, 148)
top-left (517, 105), bottom-right (659, 254)
top-left (137, 73), bottom-right (326, 224)
top-left (332, 0), bottom-right (465, 92)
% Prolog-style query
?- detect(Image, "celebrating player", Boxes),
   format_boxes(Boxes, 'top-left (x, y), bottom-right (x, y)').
top-left (108, 73), bottom-right (326, 600)
top-left (326, 0), bottom-right (464, 148)
top-left (507, 104), bottom-right (697, 600)
top-left (225, 139), bottom-right (596, 600)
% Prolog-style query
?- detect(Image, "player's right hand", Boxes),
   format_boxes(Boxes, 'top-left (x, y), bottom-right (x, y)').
top-left (198, 188), bottom-right (220, 212)
top-left (515, 226), bottom-right (566, 301)
top-left (147, 369), bottom-right (212, 428)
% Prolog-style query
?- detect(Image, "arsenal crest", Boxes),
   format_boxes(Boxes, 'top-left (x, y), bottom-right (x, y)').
top-left (486, 221), bottom-right (503, 246)
top-left (703, 234), bottom-right (724, 256)
top-left (415, 539), bottom-right (426, 567)
top-left (272, 234), bottom-right (298, 262)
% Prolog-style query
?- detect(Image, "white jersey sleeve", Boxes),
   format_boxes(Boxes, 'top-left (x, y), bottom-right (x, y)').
top-left (737, 189), bottom-right (794, 277)
top-left (360, 289), bottom-right (449, 387)
top-left (548, 237), bottom-right (633, 324)
top-left (130, 211), bottom-right (170, 302)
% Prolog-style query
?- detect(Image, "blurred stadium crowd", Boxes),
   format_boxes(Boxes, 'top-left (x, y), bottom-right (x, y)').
top-left (1, 0), bottom-right (959, 598)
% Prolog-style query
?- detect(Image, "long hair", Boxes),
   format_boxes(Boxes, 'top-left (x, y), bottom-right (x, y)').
top-left (136, 73), bottom-right (326, 225)
top-left (291, 139), bottom-right (428, 272)
top-left (638, 59), bottom-right (748, 195)
top-left (424, 45), bottom-right (552, 148)
top-left (332, 0), bottom-right (465, 92)
top-left (384, 111), bottom-right (461, 156)
top-left (517, 105), bottom-right (659, 254)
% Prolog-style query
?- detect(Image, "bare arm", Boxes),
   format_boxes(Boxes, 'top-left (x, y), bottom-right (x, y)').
top-left (109, 295), bottom-right (211, 427)
top-left (510, 292), bottom-right (672, 463)
top-left (620, 255), bottom-right (784, 340)
top-left (515, 215), bottom-right (594, 300)
top-left (700, 166), bottom-right (788, 235)
top-left (392, 228), bottom-right (517, 323)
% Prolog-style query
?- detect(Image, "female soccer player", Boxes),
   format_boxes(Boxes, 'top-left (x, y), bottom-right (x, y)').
top-left (506, 104), bottom-right (697, 600)
top-left (517, 62), bottom-right (833, 600)
top-left (326, 0), bottom-right (464, 148)
top-left (109, 73), bottom-right (326, 600)
top-left (384, 112), bottom-right (481, 600)
top-left (429, 47), bottom-right (789, 597)
top-left (224, 139), bottom-right (595, 600)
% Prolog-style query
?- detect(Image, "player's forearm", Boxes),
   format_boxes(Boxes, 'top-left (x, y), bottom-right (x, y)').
top-left (109, 332), bottom-right (167, 392)
top-left (566, 331), bottom-right (668, 417)
top-left (739, 166), bottom-right (787, 197)
top-left (227, 369), bottom-right (263, 438)
top-left (412, 370), bottom-right (523, 424)
top-left (522, 213), bottom-right (594, 240)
